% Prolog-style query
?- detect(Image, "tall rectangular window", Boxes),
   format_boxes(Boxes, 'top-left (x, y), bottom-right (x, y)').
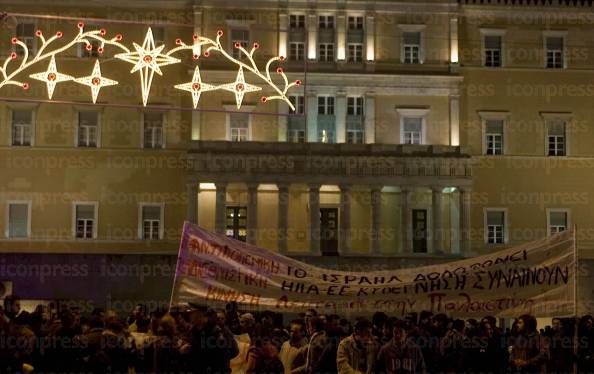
top-left (347, 43), bottom-right (363, 63)
top-left (403, 32), bottom-right (421, 64)
top-left (547, 120), bottom-right (565, 156)
top-left (226, 206), bottom-right (247, 242)
top-left (75, 204), bottom-right (95, 239)
top-left (549, 210), bottom-right (568, 235)
top-left (12, 110), bottom-right (32, 146)
top-left (319, 43), bottom-right (334, 62)
top-left (288, 95), bottom-right (305, 143)
top-left (347, 97), bottom-right (364, 116)
top-left (317, 96), bottom-right (335, 115)
top-left (230, 113), bottom-right (249, 141)
top-left (8, 203), bottom-right (29, 238)
top-left (79, 24), bottom-right (100, 57)
top-left (402, 117), bottom-right (422, 144)
top-left (16, 23), bottom-right (35, 55)
top-left (142, 205), bottom-right (162, 240)
top-left (348, 16), bottom-right (363, 30)
top-left (78, 111), bottom-right (99, 148)
top-left (486, 210), bottom-right (505, 244)
top-left (289, 42), bottom-right (305, 61)
top-left (231, 29), bottom-right (249, 59)
top-left (152, 27), bottom-right (165, 47)
top-left (318, 15), bottom-right (334, 29)
top-left (546, 36), bottom-right (564, 69)
top-left (484, 35), bottom-right (502, 67)
top-left (289, 14), bottom-right (305, 29)
top-left (143, 112), bottom-right (164, 149)
top-left (485, 119), bottom-right (504, 155)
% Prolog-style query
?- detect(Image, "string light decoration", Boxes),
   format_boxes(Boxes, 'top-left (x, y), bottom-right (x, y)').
top-left (73, 59), bottom-right (118, 103)
top-left (0, 23), bottom-right (301, 110)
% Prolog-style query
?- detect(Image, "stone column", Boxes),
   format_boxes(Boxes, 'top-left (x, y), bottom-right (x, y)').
top-left (400, 187), bottom-right (411, 253)
top-left (308, 184), bottom-right (321, 254)
top-left (307, 13), bottom-right (317, 60)
top-left (336, 13), bottom-right (346, 61)
top-left (339, 184), bottom-right (352, 253)
top-left (278, 12), bottom-right (288, 59)
top-left (365, 15), bottom-right (375, 62)
top-left (336, 91), bottom-right (347, 143)
top-left (364, 92), bottom-right (375, 144)
top-left (278, 101), bottom-right (288, 142)
top-left (214, 182), bottom-right (227, 235)
top-left (450, 16), bottom-right (459, 64)
top-left (247, 183), bottom-right (258, 245)
top-left (459, 187), bottom-right (472, 254)
top-left (450, 95), bottom-right (460, 146)
top-left (432, 186), bottom-right (443, 253)
top-left (277, 183), bottom-right (289, 253)
top-left (370, 185), bottom-right (382, 254)
top-left (306, 91), bottom-right (318, 142)
top-left (186, 182), bottom-right (198, 224)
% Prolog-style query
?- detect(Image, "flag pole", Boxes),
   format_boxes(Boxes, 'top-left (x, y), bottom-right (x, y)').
top-left (573, 224), bottom-right (579, 374)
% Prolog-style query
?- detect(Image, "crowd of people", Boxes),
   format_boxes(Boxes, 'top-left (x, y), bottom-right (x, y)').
top-left (2, 294), bottom-right (594, 374)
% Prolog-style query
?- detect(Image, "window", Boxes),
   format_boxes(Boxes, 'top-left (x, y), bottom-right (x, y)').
top-left (548, 210), bottom-right (568, 235)
top-left (231, 29), bottom-right (249, 59)
top-left (402, 117), bottom-right (423, 144)
top-left (347, 43), bottom-right (363, 63)
top-left (546, 36), bottom-right (564, 69)
top-left (346, 130), bottom-right (364, 144)
top-left (289, 42), bottom-right (305, 61)
top-left (547, 120), bottom-right (565, 156)
top-left (486, 210), bottom-right (505, 244)
top-left (484, 35), bottom-right (502, 67)
top-left (79, 24), bottom-right (100, 57)
top-left (143, 112), bottom-right (164, 149)
top-left (402, 32), bottom-right (421, 64)
top-left (11, 110), bottom-right (32, 146)
top-left (152, 27), bottom-right (165, 47)
top-left (347, 97), bottom-right (364, 116)
top-left (226, 206), bottom-right (247, 241)
top-left (289, 95), bottom-right (304, 114)
top-left (15, 23), bottom-right (35, 55)
top-left (230, 112), bottom-right (249, 141)
top-left (78, 111), bottom-right (99, 148)
top-left (289, 14), bottom-right (305, 29)
top-left (75, 204), bottom-right (96, 239)
top-left (317, 96), bottom-right (335, 115)
top-left (319, 43), bottom-right (334, 62)
top-left (288, 129), bottom-right (305, 143)
top-left (141, 205), bottom-right (162, 240)
top-left (485, 119), bottom-right (504, 155)
top-left (348, 16), bottom-right (364, 30)
top-left (319, 15), bottom-right (334, 29)
top-left (7, 202), bottom-right (30, 238)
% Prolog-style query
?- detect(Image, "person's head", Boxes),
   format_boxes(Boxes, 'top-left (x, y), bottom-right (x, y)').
top-left (133, 304), bottom-right (147, 320)
top-left (239, 313), bottom-right (255, 335)
top-left (419, 311), bottom-right (432, 325)
top-left (581, 315), bottom-right (594, 330)
top-left (310, 316), bottom-right (326, 334)
top-left (261, 311), bottom-right (275, 327)
top-left (304, 309), bottom-right (317, 323)
top-left (518, 315), bottom-right (537, 334)
top-left (452, 319), bottom-right (465, 333)
top-left (215, 309), bottom-right (226, 328)
top-left (157, 314), bottom-right (177, 337)
top-left (383, 317), bottom-right (398, 340)
top-left (136, 316), bottom-right (150, 333)
top-left (88, 316), bottom-right (104, 330)
top-left (289, 319), bottom-right (305, 342)
top-left (3, 295), bottom-right (20, 319)
top-left (392, 319), bottom-right (408, 344)
top-left (372, 312), bottom-right (388, 330)
top-left (353, 318), bottom-right (373, 345)
top-left (552, 318), bottom-right (562, 332)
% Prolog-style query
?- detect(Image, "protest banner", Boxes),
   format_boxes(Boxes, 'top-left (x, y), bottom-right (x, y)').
top-left (170, 222), bottom-right (576, 317)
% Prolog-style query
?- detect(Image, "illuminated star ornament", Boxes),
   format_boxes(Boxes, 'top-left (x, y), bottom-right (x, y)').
top-left (74, 60), bottom-right (118, 103)
top-left (174, 66), bottom-right (215, 108)
top-left (220, 67), bottom-right (262, 109)
top-left (115, 27), bottom-right (180, 106)
top-left (29, 56), bottom-right (73, 99)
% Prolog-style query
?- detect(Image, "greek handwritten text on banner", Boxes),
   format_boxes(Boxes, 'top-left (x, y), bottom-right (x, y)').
top-left (170, 222), bottom-right (575, 317)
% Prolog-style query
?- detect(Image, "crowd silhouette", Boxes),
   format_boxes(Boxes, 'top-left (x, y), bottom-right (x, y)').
top-left (1, 295), bottom-right (594, 373)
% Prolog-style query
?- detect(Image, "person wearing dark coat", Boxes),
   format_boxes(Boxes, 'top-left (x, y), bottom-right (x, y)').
top-left (509, 315), bottom-right (547, 374)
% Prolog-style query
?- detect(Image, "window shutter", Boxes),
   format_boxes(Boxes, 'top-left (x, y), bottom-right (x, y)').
top-left (404, 117), bottom-right (422, 132)
top-left (79, 111), bottom-right (98, 126)
top-left (484, 35), bottom-right (501, 49)
top-left (548, 120), bottom-right (565, 136)
top-left (13, 110), bottom-right (32, 125)
top-left (144, 112), bottom-right (163, 128)
top-left (550, 211), bottom-right (567, 227)
top-left (403, 32), bottom-right (421, 45)
top-left (230, 113), bottom-right (249, 128)
top-left (143, 206), bottom-right (161, 220)
top-left (9, 204), bottom-right (28, 237)
top-left (546, 37), bottom-right (563, 50)
top-left (487, 211), bottom-right (504, 225)
top-left (486, 119), bottom-right (503, 134)
top-left (76, 205), bottom-right (95, 220)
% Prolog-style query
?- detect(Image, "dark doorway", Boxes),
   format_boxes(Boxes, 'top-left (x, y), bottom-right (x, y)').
top-left (226, 206), bottom-right (247, 242)
top-left (412, 209), bottom-right (428, 253)
top-left (320, 208), bottom-right (338, 255)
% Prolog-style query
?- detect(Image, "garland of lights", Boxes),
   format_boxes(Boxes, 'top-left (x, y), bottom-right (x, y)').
top-left (0, 23), bottom-right (300, 110)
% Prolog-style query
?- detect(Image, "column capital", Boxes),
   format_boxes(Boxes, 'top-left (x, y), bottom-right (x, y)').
top-left (399, 185), bottom-right (412, 193)
top-left (458, 186), bottom-right (473, 193)
top-left (247, 183), bottom-right (259, 191)
top-left (370, 185), bottom-right (383, 193)
top-left (215, 182), bottom-right (228, 188)
top-left (308, 183), bottom-right (321, 190)
top-left (431, 186), bottom-right (444, 193)
top-left (365, 91), bottom-right (376, 98)
top-left (339, 184), bottom-right (352, 192)
top-left (276, 182), bottom-right (290, 191)
top-left (336, 90), bottom-right (347, 97)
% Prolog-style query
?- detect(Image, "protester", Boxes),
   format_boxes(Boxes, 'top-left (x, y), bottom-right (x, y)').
top-left (2, 298), bottom-right (594, 374)
top-left (336, 318), bottom-right (378, 374)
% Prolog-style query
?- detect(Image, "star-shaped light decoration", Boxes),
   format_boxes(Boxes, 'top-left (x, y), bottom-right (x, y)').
top-left (114, 27), bottom-right (180, 106)
top-left (174, 66), bottom-right (216, 108)
top-left (220, 66), bottom-right (261, 109)
top-left (29, 56), bottom-right (74, 99)
top-left (73, 60), bottom-right (118, 104)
